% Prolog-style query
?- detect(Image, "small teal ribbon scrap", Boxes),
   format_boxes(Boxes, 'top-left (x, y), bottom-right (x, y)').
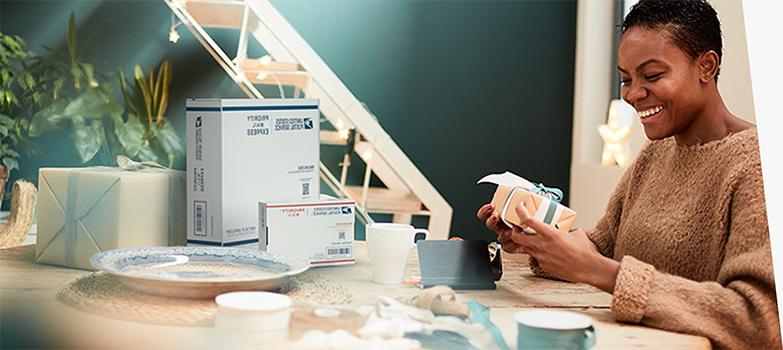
top-left (468, 299), bottom-right (510, 350)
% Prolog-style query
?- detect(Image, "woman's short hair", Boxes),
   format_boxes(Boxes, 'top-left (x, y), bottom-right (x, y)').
top-left (622, 0), bottom-right (723, 79)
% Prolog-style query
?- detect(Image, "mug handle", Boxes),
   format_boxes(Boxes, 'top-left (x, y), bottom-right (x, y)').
top-left (583, 325), bottom-right (596, 349)
top-left (413, 229), bottom-right (429, 246)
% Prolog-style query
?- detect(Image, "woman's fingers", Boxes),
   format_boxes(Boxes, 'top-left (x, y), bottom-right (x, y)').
top-left (476, 204), bottom-right (495, 221)
top-left (501, 240), bottom-right (527, 254)
top-left (514, 202), bottom-right (559, 238)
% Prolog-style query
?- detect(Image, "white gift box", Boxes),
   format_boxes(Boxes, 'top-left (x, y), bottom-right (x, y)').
top-left (186, 98), bottom-right (320, 248)
top-left (36, 166), bottom-right (186, 270)
top-left (259, 198), bottom-right (355, 266)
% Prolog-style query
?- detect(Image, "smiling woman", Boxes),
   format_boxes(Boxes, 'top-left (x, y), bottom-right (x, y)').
top-left (478, 0), bottom-right (780, 349)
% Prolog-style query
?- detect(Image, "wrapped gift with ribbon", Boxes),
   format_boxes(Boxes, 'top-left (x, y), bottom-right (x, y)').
top-left (477, 171), bottom-right (576, 234)
top-left (35, 156), bottom-right (186, 270)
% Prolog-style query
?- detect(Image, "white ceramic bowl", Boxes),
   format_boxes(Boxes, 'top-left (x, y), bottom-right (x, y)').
top-left (215, 292), bottom-right (293, 331)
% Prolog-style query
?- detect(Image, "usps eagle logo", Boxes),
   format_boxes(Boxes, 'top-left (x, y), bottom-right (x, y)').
top-left (341, 206), bottom-right (352, 214)
top-left (303, 118), bottom-right (314, 129)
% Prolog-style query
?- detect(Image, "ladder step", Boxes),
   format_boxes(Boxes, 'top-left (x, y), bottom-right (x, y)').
top-left (244, 70), bottom-right (309, 88)
top-left (344, 186), bottom-right (424, 213)
top-left (320, 130), bottom-right (347, 145)
top-left (185, 0), bottom-right (247, 29)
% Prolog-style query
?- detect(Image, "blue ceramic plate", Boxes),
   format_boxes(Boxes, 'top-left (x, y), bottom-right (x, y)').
top-left (91, 247), bottom-right (310, 299)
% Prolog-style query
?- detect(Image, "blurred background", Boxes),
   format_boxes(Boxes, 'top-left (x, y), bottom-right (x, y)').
top-left (0, 0), bottom-right (754, 240)
top-left (0, 0), bottom-right (577, 240)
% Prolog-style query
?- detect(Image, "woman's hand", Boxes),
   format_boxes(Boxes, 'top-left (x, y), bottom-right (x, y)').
top-left (477, 204), bottom-right (527, 254)
top-left (509, 203), bottom-right (621, 293)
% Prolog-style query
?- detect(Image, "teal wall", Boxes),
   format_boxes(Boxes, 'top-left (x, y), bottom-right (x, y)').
top-left (1, 0), bottom-right (576, 241)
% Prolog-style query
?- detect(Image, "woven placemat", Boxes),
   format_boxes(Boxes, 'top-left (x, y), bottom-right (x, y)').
top-left (57, 271), bottom-right (352, 326)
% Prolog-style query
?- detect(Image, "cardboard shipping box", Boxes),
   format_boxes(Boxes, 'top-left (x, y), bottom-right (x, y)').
top-left (36, 167), bottom-right (185, 270)
top-left (186, 98), bottom-right (319, 248)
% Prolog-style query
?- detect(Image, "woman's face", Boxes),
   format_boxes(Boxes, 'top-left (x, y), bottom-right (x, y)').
top-left (618, 27), bottom-right (706, 140)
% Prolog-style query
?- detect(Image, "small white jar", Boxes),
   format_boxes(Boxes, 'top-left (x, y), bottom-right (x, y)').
top-left (214, 291), bottom-right (293, 345)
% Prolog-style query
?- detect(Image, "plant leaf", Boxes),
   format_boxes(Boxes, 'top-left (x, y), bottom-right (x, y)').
top-left (71, 65), bottom-right (82, 90)
top-left (157, 60), bottom-right (171, 124)
top-left (53, 78), bottom-right (65, 100)
top-left (117, 69), bottom-right (140, 116)
top-left (136, 142), bottom-right (159, 164)
top-left (2, 157), bottom-right (19, 171)
top-left (64, 88), bottom-right (109, 117)
top-left (81, 62), bottom-right (96, 87)
top-left (152, 120), bottom-right (184, 156)
top-left (134, 65), bottom-right (152, 124)
top-left (29, 100), bottom-right (68, 136)
top-left (0, 114), bottom-right (13, 125)
top-left (113, 113), bottom-right (145, 158)
top-left (152, 65), bottom-right (162, 117)
top-left (67, 12), bottom-right (78, 64)
top-left (71, 116), bottom-right (103, 163)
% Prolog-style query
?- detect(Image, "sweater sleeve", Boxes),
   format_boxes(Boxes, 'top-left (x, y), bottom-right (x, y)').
top-left (587, 164), bottom-right (634, 258)
top-left (611, 164), bottom-right (781, 349)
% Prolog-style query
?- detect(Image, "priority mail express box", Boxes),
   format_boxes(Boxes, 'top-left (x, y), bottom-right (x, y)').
top-left (187, 98), bottom-right (319, 248)
top-left (259, 199), bottom-right (355, 266)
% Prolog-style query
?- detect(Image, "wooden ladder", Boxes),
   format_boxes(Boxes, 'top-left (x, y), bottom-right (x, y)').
top-left (164, 0), bottom-right (452, 238)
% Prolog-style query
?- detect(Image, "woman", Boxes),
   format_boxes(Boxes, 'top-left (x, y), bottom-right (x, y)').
top-left (477, 0), bottom-right (780, 348)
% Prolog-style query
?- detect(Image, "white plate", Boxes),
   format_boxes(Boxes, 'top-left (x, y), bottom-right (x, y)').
top-left (91, 247), bottom-right (309, 299)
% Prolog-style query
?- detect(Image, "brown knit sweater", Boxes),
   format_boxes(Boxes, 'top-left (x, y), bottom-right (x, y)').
top-left (535, 128), bottom-right (780, 349)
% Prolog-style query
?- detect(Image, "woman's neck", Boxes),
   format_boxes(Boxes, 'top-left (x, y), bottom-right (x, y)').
top-left (674, 92), bottom-right (752, 146)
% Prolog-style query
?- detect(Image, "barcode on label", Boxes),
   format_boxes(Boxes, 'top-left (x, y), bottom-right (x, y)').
top-left (194, 201), bottom-right (207, 236)
top-left (302, 182), bottom-right (310, 197)
top-left (327, 247), bottom-right (352, 258)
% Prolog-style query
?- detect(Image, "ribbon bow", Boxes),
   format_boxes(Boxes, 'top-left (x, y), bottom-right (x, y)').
top-left (116, 155), bottom-right (169, 170)
top-left (530, 183), bottom-right (563, 203)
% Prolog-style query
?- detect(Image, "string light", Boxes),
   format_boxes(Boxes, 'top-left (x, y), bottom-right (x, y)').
top-left (169, 14), bottom-right (182, 43)
top-left (598, 99), bottom-right (635, 167)
top-left (258, 55), bottom-right (273, 66)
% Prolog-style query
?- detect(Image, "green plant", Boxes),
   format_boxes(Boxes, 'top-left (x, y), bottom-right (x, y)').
top-left (0, 33), bottom-right (44, 172)
top-left (115, 60), bottom-right (183, 167)
top-left (27, 12), bottom-right (125, 164)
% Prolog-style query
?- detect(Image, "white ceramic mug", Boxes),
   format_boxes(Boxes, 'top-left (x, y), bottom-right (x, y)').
top-left (514, 310), bottom-right (596, 350)
top-left (366, 223), bottom-right (429, 284)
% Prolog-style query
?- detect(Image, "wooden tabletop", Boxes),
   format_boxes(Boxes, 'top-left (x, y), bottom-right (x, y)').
top-left (0, 241), bottom-right (710, 349)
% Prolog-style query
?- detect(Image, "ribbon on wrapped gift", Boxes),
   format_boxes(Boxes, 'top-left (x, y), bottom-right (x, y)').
top-left (477, 171), bottom-right (577, 234)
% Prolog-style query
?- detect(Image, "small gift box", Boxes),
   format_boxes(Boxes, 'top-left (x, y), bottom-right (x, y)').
top-left (478, 171), bottom-right (577, 233)
top-left (35, 156), bottom-right (185, 270)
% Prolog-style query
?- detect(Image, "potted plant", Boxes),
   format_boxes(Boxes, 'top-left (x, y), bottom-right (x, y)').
top-left (27, 13), bottom-right (183, 168)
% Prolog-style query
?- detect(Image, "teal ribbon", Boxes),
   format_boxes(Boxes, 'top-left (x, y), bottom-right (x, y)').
top-left (542, 200), bottom-right (559, 225)
top-left (63, 169), bottom-right (84, 266)
top-left (530, 183), bottom-right (563, 203)
top-left (56, 156), bottom-right (183, 267)
top-left (468, 299), bottom-right (510, 350)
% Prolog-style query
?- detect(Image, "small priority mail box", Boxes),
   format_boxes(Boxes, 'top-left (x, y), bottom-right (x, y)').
top-left (187, 98), bottom-right (320, 248)
top-left (259, 199), bottom-right (355, 266)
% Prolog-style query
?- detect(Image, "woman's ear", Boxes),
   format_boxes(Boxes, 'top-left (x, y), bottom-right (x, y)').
top-left (698, 50), bottom-right (720, 83)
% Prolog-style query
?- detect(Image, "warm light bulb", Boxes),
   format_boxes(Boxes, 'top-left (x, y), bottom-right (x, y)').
top-left (256, 72), bottom-right (269, 80)
top-left (338, 129), bottom-right (349, 140)
top-left (169, 28), bottom-right (180, 43)
top-left (362, 151), bottom-right (373, 160)
top-left (259, 55), bottom-right (272, 66)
